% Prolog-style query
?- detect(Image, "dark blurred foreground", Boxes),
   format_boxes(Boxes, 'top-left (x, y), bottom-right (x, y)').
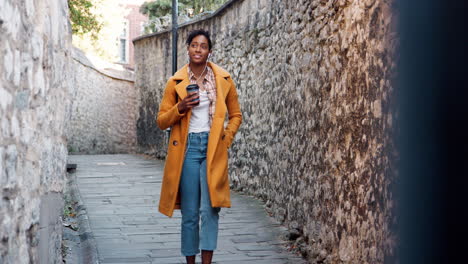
top-left (398, 0), bottom-right (468, 263)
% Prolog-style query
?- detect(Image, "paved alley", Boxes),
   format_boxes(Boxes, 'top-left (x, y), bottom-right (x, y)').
top-left (68, 154), bottom-right (306, 264)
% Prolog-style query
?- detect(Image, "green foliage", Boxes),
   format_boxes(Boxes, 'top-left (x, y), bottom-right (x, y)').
top-left (71, 0), bottom-right (129, 62)
top-left (140, 0), bottom-right (227, 33)
top-left (68, 0), bottom-right (103, 40)
top-left (140, 0), bottom-right (174, 19)
top-left (67, 145), bottom-right (76, 153)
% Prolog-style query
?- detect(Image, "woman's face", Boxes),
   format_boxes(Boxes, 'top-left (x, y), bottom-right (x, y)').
top-left (187, 35), bottom-right (210, 65)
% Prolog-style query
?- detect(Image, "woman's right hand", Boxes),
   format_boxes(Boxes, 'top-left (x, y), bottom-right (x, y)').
top-left (177, 91), bottom-right (199, 114)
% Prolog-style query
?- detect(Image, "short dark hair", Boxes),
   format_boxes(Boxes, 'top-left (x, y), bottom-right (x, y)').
top-left (186, 29), bottom-right (212, 50)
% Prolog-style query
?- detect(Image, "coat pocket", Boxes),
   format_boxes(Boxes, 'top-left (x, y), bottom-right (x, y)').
top-left (221, 131), bottom-right (230, 149)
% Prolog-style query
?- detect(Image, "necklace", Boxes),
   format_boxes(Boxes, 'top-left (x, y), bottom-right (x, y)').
top-left (192, 61), bottom-right (208, 83)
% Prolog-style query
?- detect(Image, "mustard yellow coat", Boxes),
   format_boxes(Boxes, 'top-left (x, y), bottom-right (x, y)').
top-left (156, 62), bottom-right (242, 217)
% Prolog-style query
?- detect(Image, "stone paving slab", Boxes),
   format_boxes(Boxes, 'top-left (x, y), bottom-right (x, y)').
top-left (68, 154), bottom-right (306, 264)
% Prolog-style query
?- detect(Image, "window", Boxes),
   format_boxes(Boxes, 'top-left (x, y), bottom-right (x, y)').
top-left (120, 39), bottom-right (126, 62)
top-left (118, 20), bottom-right (128, 63)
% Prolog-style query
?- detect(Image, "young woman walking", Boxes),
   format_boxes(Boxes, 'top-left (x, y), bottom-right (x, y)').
top-left (156, 29), bottom-right (242, 264)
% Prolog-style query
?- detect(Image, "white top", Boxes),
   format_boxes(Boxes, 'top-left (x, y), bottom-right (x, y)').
top-left (188, 90), bottom-right (210, 133)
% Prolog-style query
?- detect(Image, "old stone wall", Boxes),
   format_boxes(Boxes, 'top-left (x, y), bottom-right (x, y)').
top-left (0, 0), bottom-right (72, 263)
top-left (67, 48), bottom-right (137, 154)
top-left (133, 30), bottom-right (172, 157)
top-left (134, 0), bottom-right (398, 263)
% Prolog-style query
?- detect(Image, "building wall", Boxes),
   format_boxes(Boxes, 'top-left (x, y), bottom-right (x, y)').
top-left (0, 0), bottom-right (72, 262)
top-left (125, 4), bottom-right (148, 68)
top-left (133, 0), bottom-right (398, 263)
top-left (67, 48), bottom-right (137, 154)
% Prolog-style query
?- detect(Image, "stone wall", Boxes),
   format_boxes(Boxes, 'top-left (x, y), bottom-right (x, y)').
top-left (134, 0), bottom-right (398, 263)
top-left (0, 0), bottom-right (72, 263)
top-left (133, 30), bottom-right (172, 157)
top-left (67, 48), bottom-right (137, 154)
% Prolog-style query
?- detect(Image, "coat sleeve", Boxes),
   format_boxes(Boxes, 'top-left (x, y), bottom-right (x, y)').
top-left (157, 78), bottom-right (186, 130)
top-left (224, 77), bottom-right (242, 147)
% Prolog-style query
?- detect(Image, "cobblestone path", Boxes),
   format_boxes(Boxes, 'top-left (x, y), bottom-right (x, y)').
top-left (68, 154), bottom-right (306, 264)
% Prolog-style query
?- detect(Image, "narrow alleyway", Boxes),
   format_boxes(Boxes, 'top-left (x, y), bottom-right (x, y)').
top-left (68, 154), bottom-right (306, 264)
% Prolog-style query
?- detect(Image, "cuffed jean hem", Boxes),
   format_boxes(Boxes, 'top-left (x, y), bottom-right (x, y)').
top-left (181, 249), bottom-right (200, 257)
top-left (200, 247), bottom-right (217, 251)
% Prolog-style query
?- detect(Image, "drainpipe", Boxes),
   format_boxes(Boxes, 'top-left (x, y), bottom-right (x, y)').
top-left (172, 0), bottom-right (178, 75)
top-left (167, 0), bottom-right (178, 141)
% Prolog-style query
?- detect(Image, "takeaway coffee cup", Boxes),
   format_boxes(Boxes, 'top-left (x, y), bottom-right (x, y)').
top-left (186, 84), bottom-right (200, 104)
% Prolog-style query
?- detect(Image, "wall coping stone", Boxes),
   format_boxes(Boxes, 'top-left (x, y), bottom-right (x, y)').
top-left (132, 0), bottom-right (242, 44)
top-left (72, 47), bottom-right (135, 82)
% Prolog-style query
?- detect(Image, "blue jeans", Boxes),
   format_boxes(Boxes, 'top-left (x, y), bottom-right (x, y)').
top-left (180, 132), bottom-right (220, 256)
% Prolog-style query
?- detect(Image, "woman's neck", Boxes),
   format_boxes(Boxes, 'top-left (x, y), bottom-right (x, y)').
top-left (189, 62), bottom-right (208, 77)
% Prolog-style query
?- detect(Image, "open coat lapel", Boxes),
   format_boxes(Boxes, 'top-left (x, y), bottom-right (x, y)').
top-left (173, 64), bottom-right (190, 100)
top-left (206, 62), bottom-right (231, 166)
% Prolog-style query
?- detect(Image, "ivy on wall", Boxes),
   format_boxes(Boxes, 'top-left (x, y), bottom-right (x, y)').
top-left (68, 0), bottom-right (103, 40)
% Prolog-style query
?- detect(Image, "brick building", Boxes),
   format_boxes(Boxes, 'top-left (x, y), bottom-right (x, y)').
top-left (118, 0), bottom-right (148, 69)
